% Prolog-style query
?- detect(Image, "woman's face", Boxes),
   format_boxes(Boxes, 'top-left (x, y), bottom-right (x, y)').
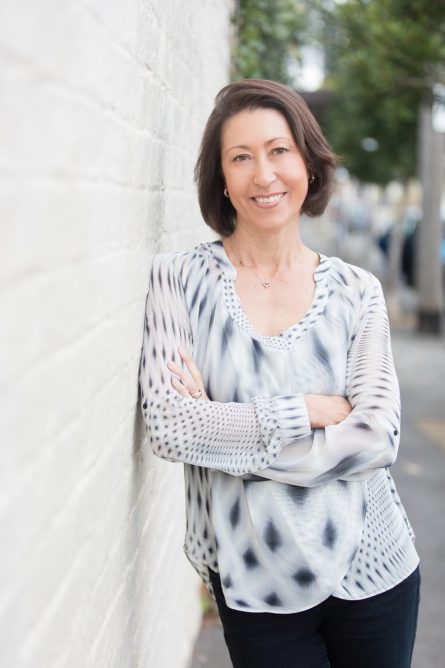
top-left (220, 108), bottom-right (309, 232)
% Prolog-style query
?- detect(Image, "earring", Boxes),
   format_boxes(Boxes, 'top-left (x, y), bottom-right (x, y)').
top-left (309, 174), bottom-right (315, 184)
top-left (224, 188), bottom-right (229, 198)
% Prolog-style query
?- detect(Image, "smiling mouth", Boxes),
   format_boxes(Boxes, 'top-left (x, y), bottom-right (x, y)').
top-left (252, 192), bottom-right (286, 204)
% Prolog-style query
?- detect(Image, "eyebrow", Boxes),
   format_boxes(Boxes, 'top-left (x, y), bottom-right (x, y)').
top-left (224, 136), bottom-right (292, 155)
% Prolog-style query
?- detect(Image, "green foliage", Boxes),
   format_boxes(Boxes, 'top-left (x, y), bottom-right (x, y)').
top-left (320, 0), bottom-right (445, 183)
top-left (231, 0), bottom-right (307, 83)
top-left (230, 0), bottom-right (445, 183)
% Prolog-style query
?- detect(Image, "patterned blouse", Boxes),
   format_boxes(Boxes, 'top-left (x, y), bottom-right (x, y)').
top-left (139, 238), bottom-right (419, 613)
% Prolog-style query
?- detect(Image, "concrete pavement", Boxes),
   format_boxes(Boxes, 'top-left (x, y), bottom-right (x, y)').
top-left (391, 327), bottom-right (445, 667)
top-left (189, 323), bottom-right (445, 668)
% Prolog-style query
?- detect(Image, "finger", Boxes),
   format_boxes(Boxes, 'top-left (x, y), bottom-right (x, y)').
top-left (167, 360), bottom-right (191, 387)
top-left (168, 356), bottom-right (202, 396)
top-left (178, 347), bottom-right (203, 384)
top-left (168, 353), bottom-right (204, 398)
top-left (167, 360), bottom-right (182, 374)
top-left (170, 368), bottom-right (201, 396)
top-left (167, 361), bottom-right (192, 384)
top-left (171, 377), bottom-right (189, 397)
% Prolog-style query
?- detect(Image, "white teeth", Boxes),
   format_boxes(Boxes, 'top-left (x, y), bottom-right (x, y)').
top-left (254, 193), bottom-right (284, 204)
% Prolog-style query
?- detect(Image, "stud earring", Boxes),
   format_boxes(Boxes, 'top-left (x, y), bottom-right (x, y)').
top-left (224, 188), bottom-right (229, 198)
top-left (309, 174), bottom-right (315, 184)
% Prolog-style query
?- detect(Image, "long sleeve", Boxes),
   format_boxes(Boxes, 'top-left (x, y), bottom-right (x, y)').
top-left (249, 276), bottom-right (401, 487)
top-left (139, 252), bottom-right (312, 475)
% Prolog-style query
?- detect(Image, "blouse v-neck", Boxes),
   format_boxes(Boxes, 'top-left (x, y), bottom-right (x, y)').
top-left (203, 239), bottom-right (332, 350)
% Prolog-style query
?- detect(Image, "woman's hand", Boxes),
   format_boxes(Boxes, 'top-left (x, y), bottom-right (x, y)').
top-left (167, 347), bottom-right (209, 400)
top-left (304, 394), bottom-right (352, 429)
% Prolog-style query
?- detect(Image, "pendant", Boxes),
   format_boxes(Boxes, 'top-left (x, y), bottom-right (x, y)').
top-left (262, 281), bottom-right (271, 288)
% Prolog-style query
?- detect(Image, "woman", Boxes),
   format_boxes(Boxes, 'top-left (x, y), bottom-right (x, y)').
top-left (139, 79), bottom-right (420, 667)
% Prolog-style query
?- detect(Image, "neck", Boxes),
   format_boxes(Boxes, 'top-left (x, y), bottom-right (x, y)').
top-left (226, 223), bottom-right (309, 275)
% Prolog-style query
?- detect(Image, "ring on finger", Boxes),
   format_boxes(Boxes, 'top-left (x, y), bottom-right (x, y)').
top-left (190, 389), bottom-right (202, 399)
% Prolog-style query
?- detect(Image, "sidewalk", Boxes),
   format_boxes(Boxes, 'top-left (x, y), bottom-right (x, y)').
top-left (190, 319), bottom-right (445, 668)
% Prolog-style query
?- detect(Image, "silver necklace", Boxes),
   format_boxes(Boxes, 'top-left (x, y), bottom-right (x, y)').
top-left (227, 237), bottom-right (275, 288)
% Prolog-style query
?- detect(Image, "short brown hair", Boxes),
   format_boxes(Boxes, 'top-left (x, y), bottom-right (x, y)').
top-left (194, 79), bottom-right (338, 236)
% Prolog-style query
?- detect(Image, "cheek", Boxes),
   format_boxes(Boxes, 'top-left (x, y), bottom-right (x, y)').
top-left (287, 156), bottom-right (307, 179)
top-left (224, 168), bottom-right (249, 198)
top-left (289, 168), bottom-right (310, 193)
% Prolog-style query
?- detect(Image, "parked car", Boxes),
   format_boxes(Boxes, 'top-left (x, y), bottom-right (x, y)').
top-left (378, 217), bottom-right (445, 288)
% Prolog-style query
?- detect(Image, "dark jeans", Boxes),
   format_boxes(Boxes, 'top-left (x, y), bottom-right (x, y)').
top-left (208, 566), bottom-right (420, 668)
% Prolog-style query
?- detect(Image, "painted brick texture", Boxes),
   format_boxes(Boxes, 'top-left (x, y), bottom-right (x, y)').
top-left (0, 1), bottom-right (232, 666)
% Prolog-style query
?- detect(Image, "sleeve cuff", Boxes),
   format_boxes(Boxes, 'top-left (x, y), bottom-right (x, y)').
top-left (252, 393), bottom-right (312, 455)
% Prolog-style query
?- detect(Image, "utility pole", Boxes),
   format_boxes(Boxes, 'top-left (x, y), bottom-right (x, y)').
top-left (417, 100), bottom-right (444, 333)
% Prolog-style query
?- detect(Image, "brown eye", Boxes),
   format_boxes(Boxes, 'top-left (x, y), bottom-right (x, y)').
top-left (272, 147), bottom-right (288, 155)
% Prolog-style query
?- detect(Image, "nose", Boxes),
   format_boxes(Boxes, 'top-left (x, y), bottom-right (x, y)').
top-left (253, 156), bottom-right (276, 188)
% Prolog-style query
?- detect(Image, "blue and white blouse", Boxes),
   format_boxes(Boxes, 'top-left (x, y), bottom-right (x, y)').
top-left (139, 238), bottom-right (419, 613)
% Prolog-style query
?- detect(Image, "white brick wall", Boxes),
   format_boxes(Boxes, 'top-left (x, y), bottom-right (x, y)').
top-left (0, 1), bottom-right (232, 666)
